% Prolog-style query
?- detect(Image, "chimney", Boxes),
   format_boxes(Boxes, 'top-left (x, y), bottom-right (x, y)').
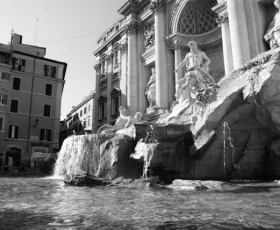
top-left (11, 33), bottom-right (22, 45)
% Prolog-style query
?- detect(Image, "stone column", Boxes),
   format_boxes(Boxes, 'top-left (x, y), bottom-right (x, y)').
top-left (106, 54), bottom-right (112, 123)
top-left (93, 61), bottom-right (101, 132)
top-left (151, 0), bottom-right (168, 109)
top-left (126, 21), bottom-right (138, 115)
top-left (137, 25), bottom-right (145, 113)
top-left (174, 47), bottom-right (183, 83)
top-left (227, 0), bottom-right (250, 69)
top-left (217, 14), bottom-right (234, 74)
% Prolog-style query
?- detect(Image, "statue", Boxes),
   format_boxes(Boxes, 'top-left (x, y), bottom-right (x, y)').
top-left (145, 67), bottom-right (156, 108)
top-left (174, 41), bottom-right (215, 104)
top-left (97, 106), bottom-right (143, 135)
top-left (264, 0), bottom-right (280, 49)
top-left (144, 25), bottom-right (154, 49)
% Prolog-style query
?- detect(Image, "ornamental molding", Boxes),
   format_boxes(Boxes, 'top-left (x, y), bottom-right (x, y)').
top-left (166, 28), bottom-right (222, 50)
top-left (216, 13), bottom-right (228, 25)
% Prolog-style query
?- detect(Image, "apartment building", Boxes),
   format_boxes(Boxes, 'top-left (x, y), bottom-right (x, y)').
top-left (0, 33), bottom-right (67, 168)
top-left (64, 91), bottom-right (95, 136)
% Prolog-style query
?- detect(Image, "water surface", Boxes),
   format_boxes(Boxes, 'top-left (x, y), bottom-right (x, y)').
top-left (0, 177), bottom-right (280, 229)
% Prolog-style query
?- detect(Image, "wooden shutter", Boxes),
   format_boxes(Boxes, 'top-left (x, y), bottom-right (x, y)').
top-left (11, 57), bottom-right (16, 70)
top-left (14, 126), bottom-right (18, 138)
top-left (40, 129), bottom-right (44, 141)
top-left (44, 65), bottom-right (48, 76)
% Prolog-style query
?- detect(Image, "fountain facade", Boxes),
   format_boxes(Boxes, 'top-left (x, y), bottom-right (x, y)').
top-left (55, 47), bottom-right (280, 184)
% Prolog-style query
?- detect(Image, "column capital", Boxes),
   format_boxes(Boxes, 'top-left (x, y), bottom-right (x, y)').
top-left (94, 62), bottom-right (101, 73)
top-left (119, 41), bottom-right (128, 54)
top-left (124, 21), bottom-right (140, 35)
top-left (105, 53), bottom-right (112, 64)
top-left (216, 13), bottom-right (229, 25)
top-left (150, 0), bottom-right (165, 14)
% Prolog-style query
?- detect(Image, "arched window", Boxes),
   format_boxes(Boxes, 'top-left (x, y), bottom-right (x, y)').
top-left (179, 0), bottom-right (217, 35)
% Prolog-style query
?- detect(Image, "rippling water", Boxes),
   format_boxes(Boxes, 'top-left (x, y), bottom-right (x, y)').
top-left (0, 177), bottom-right (280, 229)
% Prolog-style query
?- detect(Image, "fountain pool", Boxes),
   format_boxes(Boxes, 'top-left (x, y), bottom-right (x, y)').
top-left (0, 177), bottom-right (280, 229)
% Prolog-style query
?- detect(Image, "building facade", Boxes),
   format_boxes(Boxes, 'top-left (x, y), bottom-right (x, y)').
top-left (64, 91), bottom-right (95, 137)
top-left (0, 33), bottom-right (67, 168)
top-left (93, 0), bottom-right (274, 132)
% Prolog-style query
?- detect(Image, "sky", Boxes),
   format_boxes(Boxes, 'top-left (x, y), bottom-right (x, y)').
top-left (0, 0), bottom-right (127, 119)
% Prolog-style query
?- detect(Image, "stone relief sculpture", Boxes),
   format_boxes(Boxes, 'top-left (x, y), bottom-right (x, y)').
top-left (145, 67), bottom-right (156, 108)
top-left (264, 0), bottom-right (280, 49)
top-left (174, 40), bottom-right (215, 105)
top-left (144, 25), bottom-right (154, 49)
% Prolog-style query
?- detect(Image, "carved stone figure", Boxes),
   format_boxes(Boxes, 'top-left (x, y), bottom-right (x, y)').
top-left (97, 106), bottom-right (143, 135)
top-left (144, 25), bottom-right (154, 49)
top-left (145, 67), bottom-right (156, 108)
top-left (174, 41), bottom-right (215, 104)
top-left (264, 0), bottom-right (280, 49)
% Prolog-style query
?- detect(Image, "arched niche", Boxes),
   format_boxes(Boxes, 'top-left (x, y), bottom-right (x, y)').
top-left (169, 0), bottom-right (224, 81)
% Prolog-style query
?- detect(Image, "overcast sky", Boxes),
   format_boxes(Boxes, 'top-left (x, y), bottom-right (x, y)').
top-left (0, 0), bottom-right (127, 119)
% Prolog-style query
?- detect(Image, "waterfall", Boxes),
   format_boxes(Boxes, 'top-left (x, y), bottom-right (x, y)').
top-left (142, 144), bottom-right (155, 178)
top-left (53, 134), bottom-right (102, 178)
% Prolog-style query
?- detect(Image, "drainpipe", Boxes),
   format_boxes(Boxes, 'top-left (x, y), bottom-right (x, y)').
top-left (26, 57), bottom-right (36, 163)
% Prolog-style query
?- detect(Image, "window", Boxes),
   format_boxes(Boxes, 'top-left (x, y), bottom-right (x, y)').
top-left (43, 104), bottom-right (51, 117)
top-left (101, 62), bottom-right (105, 74)
top-left (12, 58), bottom-right (25, 71)
top-left (10, 100), bottom-right (19, 113)
top-left (1, 72), bottom-right (10, 81)
top-left (114, 51), bottom-right (119, 66)
top-left (84, 107), bottom-right (87, 114)
top-left (12, 77), bottom-right (21, 90)
top-left (80, 110), bottom-right (82, 117)
top-left (0, 116), bottom-right (4, 131)
top-left (111, 88), bottom-right (121, 119)
top-left (8, 125), bottom-right (18, 139)
top-left (98, 96), bottom-right (107, 122)
top-left (44, 65), bottom-right (56, 78)
top-left (45, 84), bottom-right (52, 96)
top-left (88, 104), bottom-right (91, 111)
top-left (40, 129), bottom-right (51, 141)
top-left (0, 93), bottom-right (8, 105)
top-left (83, 120), bottom-right (86, 128)
top-left (87, 117), bottom-right (91, 127)
top-left (0, 53), bottom-right (10, 64)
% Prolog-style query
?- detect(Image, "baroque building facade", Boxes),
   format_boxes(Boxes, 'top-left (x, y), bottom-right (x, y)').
top-left (0, 34), bottom-right (67, 168)
top-left (93, 0), bottom-right (274, 132)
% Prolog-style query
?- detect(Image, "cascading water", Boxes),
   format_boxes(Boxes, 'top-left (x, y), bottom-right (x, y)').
top-left (223, 122), bottom-right (236, 179)
top-left (53, 134), bottom-right (101, 178)
top-left (142, 124), bottom-right (158, 178)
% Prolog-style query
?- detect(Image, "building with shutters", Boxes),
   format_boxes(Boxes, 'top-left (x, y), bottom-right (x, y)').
top-left (0, 33), bottom-right (67, 168)
top-left (64, 91), bottom-right (96, 137)
top-left (93, 0), bottom-right (274, 132)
